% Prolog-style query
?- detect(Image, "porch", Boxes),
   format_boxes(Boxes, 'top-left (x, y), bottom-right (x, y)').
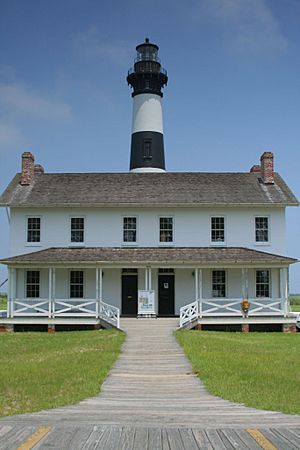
top-left (1, 246), bottom-right (297, 329)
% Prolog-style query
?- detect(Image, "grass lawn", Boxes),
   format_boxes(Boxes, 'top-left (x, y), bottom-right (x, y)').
top-left (176, 330), bottom-right (300, 415)
top-left (290, 294), bottom-right (300, 312)
top-left (0, 330), bottom-right (125, 417)
top-left (0, 294), bottom-right (7, 310)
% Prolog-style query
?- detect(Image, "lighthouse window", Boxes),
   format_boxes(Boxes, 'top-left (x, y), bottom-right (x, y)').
top-left (123, 217), bottom-right (137, 243)
top-left (143, 139), bottom-right (152, 160)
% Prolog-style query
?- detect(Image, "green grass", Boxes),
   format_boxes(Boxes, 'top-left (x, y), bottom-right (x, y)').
top-left (290, 294), bottom-right (300, 312)
top-left (176, 330), bottom-right (300, 415)
top-left (0, 294), bottom-right (7, 310)
top-left (0, 330), bottom-right (125, 417)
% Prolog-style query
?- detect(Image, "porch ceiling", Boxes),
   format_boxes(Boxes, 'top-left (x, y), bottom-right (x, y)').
top-left (0, 246), bottom-right (297, 266)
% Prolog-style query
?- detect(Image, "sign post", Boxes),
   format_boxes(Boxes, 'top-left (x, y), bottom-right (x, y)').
top-left (138, 290), bottom-right (156, 317)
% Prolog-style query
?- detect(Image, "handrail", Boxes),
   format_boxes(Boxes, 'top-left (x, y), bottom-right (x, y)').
top-left (180, 300), bottom-right (199, 328)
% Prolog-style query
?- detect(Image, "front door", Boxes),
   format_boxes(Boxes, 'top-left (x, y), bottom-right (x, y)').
top-left (158, 274), bottom-right (175, 315)
top-left (122, 273), bottom-right (138, 315)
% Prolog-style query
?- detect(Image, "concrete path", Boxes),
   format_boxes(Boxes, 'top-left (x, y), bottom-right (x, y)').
top-left (0, 318), bottom-right (300, 449)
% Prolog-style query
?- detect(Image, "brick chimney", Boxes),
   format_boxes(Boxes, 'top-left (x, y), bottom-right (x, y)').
top-left (20, 152), bottom-right (35, 185)
top-left (34, 164), bottom-right (44, 175)
top-left (260, 152), bottom-right (274, 184)
top-left (250, 164), bottom-right (261, 173)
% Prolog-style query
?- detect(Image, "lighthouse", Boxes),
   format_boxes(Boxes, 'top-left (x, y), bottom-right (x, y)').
top-left (127, 38), bottom-right (168, 172)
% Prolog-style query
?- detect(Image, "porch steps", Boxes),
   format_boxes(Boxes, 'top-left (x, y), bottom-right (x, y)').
top-left (2, 318), bottom-right (300, 429)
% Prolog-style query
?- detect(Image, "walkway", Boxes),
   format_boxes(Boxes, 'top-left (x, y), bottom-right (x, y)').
top-left (0, 318), bottom-right (300, 449)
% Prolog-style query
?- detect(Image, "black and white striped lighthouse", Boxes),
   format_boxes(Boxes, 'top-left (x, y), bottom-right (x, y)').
top-left (127, 38), bottom-right (168, 172)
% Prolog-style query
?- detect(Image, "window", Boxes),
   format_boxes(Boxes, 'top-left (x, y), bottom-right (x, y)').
top-left (211, 217), bottom-right (225, 243)
top-left (26, 271), bottom-right (40, 298)
top-left (212, 270), bottom-right (226, 298)
top-left (123, 217), bottom-right (137, 243)
top-left (255, 217), bottom-right (269, 243)
top-left (71, 218), bottom-right (84, 243)
top-left (256, 270), bottom-right (270, 297)
top-left (159, 217), bottom-right (173, 243)
top-left (143, 139), bottom-right (152, 160)
top-left (70, 270), bottom-right (84, 298)
top-left (27, 217), bottom-right (41, 243)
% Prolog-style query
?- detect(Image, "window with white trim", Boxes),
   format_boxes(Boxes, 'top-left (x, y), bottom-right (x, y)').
top-left (159, 217), bottom-right (173, 243)
top-left (256, 270), bottom-right (270, 297)
top-left (26, 271), bottom-right (40, 298)
top-left (212, 270), bottom-right (226, 298)
top-left (255, 217), bottom-right (269, 243)
top-left (71, 218), bottom-right (84, 243)
top-left (123, 217), bottom-right (137, 243)
top-left (70, 270), bottom-right (84, 298)
top-left (211, 217), bottom-right (225, 243)
top-left (27, 217), bottom-right (41, 243)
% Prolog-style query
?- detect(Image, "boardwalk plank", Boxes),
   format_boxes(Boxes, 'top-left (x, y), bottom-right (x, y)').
top-left (162, 429), bottom-right (171, 450)
top-left (233, 429), bottom-right (262, 449)
top-left (80, 425), bottom-right (107, 450)
top-left (148, 427), bottom-right (162, 450)
top-left (260, 428), bottom-right (297, 450)
top-left (104, 426), bottom-right (123, 449)
top-left (206, 430), bottom-right (234, 450)
top-left (133, 427), bottom-right (148, 450)
top-left (166, 428), bottom-right (184, 450)
top-left (119, 427), bottom-right (135, 450)
top-left (0, 426), bottom-right (35, 450)
top-left (272, 428), bottom-right (300, 449)
top-left (192, 429), bottom-right (213, 449)
top-left (179, 428), bottom-right (199, 450)
top-left (220, 429), bottom-right (250, 449)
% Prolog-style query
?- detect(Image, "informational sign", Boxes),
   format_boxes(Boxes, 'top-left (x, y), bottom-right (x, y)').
top-left (138, 290), bottom-right (155, 316)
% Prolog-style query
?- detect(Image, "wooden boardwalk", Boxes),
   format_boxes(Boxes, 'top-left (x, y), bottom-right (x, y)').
top-left (0, 318), bottom-right (300, 449)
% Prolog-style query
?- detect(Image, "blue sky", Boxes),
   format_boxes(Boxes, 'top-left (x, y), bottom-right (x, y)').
top-left (0, 0), bottom-right (299, 291)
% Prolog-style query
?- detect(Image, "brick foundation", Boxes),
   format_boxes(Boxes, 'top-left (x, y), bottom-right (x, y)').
top-left (48, 324), bottom-right (55, 333)
top-left (0, 324), bottom-right (14, 333)
top-left (241, 323), bottom-right (249, 333)
top-left (282, 323), bottom-right (297, 333)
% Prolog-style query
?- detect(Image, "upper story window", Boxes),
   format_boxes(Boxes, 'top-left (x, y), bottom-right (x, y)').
top-left (123, 217), bottom-right (137, 243)
top-left (70, 270), bottom-right (84, 298)
top-left (256, 270), bottom-right (270, 297)
top-left (212, 270), bottom-right (226, 298)
top-left (27, 217), bottom-right (41, 243)
top-left (255, 217), bottom-right (269, 243)
top-left (26, 270), bottom-right (40, 298)
top-left (71, 218), bottom-right (84, 243)
top-left (159, 217), bottom-right (173, 243)
top-left (211, 217), bottom-right (225, 243)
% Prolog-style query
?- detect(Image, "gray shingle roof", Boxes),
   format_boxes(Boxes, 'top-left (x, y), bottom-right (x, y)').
top-left (0, 172), bottom-right (298, 207)
top-left (1, 247), bottom-right (296, 265)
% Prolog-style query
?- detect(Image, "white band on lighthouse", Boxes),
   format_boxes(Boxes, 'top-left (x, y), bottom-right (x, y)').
top-left (132, 94), bottom-right (163, 134)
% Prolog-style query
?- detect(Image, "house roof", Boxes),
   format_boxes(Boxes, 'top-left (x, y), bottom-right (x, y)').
top-left (1, 247), bottom-right (297, 266)
top-left (0, 172), bottom-right (298, 207)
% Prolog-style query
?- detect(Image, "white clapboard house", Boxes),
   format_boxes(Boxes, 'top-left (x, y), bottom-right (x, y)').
top-left (0, 39), bottom-right (298, 331)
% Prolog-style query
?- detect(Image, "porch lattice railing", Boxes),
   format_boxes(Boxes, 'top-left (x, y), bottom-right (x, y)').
top-left (180, 298), bottom-right (284, 328)
top-left (11, 298), bottom-right (120, 329)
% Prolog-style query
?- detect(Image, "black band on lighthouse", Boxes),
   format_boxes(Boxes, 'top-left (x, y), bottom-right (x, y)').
top-left (130, 131), bottom-right (165, 171)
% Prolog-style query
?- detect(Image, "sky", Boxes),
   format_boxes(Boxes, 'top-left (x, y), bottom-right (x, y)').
top-left (0, 0), bottom-right (299, 291)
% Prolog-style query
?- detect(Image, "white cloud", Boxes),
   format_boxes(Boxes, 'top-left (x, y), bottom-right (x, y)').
top-left (73, 27), bottom-right (132, 66)
top-left (0, 83), bottom-right (72, 121)
top-left (191, 0), bottom-right (288, 54)
top-left (0, 123), bottom-right (27, 153)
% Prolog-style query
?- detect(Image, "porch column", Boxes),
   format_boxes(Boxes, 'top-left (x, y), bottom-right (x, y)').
top-left (96, 268), bottom-right (103, 318)
top-left (48, 268), bottom-right (53, 318)
top-left (195, 268), bottom-right (202, 318)
top-left (145, 267), bottom-right (148, 290)
top-left (242, 268), bottom-right (249, 299)
top-left (7, 267), bottom-right (12, 318)
top-left (280, 268), bottom-right (288, 317)
top-left (145, 267), bottom-right (152, 290)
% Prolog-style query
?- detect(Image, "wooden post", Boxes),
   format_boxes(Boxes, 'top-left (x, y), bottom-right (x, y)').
top-left (199, 269), bottom-right (203, 318)
top-left (48, 267), bottom-right (52, 318)
top-left (52, 268), bottom-right (56, 318)
top-left (242, 268), bottom-right (249, 299)
top-left (96, 268), bottom-right (99, 318)
top-left (280, 268), bottom-right (289, 317)
top-left (99, 268), bottom-right (103, 316)
top-left (7, 267), bottom-right (11, 318)
top-left (148, 267), bottom-right (152, 290)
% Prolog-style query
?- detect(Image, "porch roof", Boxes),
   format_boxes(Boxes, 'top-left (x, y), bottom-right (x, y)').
top-left (1, 247), bottom-right (297, 266)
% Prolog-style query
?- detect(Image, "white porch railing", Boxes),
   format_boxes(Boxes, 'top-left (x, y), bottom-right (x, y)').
top-left (10, 298), bottom-right (120, 329)
top-left (180, 298), bottom-right (285, 328)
